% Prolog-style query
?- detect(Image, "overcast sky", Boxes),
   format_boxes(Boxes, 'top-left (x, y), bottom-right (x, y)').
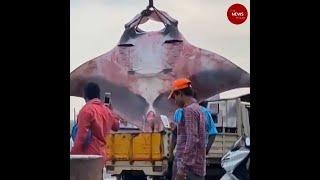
top-left (70, 0), bottom-right (250, 119)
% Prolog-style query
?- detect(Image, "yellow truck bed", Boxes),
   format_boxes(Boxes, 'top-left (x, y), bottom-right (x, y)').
top-left (105, 132), bottom-right (163, 162)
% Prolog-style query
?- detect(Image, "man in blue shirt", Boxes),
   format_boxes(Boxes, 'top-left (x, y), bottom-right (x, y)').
top-left (173, 100), bottom-right (218, 154)
top-left (199, 101), bottom-right (218, 154)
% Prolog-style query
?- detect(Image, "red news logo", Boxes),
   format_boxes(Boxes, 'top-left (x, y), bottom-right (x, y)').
top-left (227, 4), bottom-right (248, 25)
top-left (231, 11), bottom-right (244, 17)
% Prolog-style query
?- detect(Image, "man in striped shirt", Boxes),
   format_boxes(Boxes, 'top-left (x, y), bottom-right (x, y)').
top-left (168, 78), bottom-right (206, 180)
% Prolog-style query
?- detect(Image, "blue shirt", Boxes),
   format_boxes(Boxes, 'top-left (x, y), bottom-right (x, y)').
top-left (174, 106), bottom-right (218, 146)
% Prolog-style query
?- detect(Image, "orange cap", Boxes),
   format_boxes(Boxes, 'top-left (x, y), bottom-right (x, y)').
top-left (168, 78), bottom-right (192, 99)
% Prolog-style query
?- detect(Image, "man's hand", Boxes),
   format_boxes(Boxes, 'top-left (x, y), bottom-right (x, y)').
top-left (111, 111), bottom-right (123, 131)
top-left (176, 172), bottom-right (186, 180)
top-left (112, 111), bottom-right (121, 120)
top-left (112, 112), bottom-right (128, 126)
top-left (120, 119), bottom-right (127, 126)
top-left (170, 121), bottom-right (176, 131)
top-left (206, 135), bottom-right (216, 155)
top-left (105, 103), bottom-right (112, 110)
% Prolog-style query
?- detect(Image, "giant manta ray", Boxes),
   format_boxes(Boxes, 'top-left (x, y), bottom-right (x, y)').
top-left (70, 8), bottom-right (250, 131)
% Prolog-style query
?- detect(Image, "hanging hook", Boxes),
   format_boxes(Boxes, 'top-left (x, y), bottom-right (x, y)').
top-left (148, 0), bottom-right (154, 8)
top-left (141, 0), bottom-right (154, 17)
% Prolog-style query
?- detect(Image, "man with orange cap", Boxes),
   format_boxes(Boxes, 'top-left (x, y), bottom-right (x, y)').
top-left (168, 78), bottom-right (206, 180)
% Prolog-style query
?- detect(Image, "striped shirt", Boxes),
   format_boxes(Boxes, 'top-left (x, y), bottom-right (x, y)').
top-left (175, 100), bottom-right (206, 176)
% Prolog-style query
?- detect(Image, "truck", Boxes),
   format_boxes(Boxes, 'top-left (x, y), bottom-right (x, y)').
top-left (205, 93), bottom-right (250, 178)
top-left (105, 128), bottom-right (172, 180)
top-left (104, 93), bottom-right (250, 180)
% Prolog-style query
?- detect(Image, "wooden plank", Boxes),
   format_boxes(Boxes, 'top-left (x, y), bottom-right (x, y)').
top-left (209, 149), bottom-right (224, 154)
top-left (211, 147), bottom-right (223, 152)
top-left (241, 104), bottom-right (250, 137)
top-left (224, 100), bottom-right (237, 128)
top-left (212, 142), bottom-right (223, 148)
top-left (224, 141), bottom-right (235, 147)
top-left (207, 153), bottom-right (224, 158)
top-left (215, 135), bottom-right (224, 141)
top-left (216, 113), bottom-right (223, 127)
top-left (224, 136), bottom-right (238, 142)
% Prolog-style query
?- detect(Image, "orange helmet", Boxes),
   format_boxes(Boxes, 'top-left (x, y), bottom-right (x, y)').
top-left (168, 78), bottom-right (192, 99)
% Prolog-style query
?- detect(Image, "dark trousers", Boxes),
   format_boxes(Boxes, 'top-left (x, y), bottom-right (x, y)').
top-left (172, 159), bottom-right (204, 180)
top-left (186, 171), bottom-right (204, 180)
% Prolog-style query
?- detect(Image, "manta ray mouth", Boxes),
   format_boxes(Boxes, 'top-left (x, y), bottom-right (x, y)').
top-left (128, 68), bottom-right (173, 77)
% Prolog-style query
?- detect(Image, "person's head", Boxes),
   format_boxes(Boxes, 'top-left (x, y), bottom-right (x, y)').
top-left (83, 82), bottom-right (100, 102)
top-left (193, 91), bottom-right (198, 100)
top-left (199, 101), bottom-right (208, 108)
top-left (168, 78), bottom-right (194, 107)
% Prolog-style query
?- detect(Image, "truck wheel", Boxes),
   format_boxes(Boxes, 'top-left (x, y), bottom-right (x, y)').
top-left (121, 171), bottom-right (147, 180)
top-left (115, 175), bottom-right (121, 180)
top-left (152, 176), bottom-right (164, 180)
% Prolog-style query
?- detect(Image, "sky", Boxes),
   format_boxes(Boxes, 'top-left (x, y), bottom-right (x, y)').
top-left (70, 0), bottom-right (250, 119)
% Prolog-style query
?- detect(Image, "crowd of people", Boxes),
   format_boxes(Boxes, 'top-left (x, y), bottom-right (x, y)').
top-left (70, 78), bottom-right (218, 180)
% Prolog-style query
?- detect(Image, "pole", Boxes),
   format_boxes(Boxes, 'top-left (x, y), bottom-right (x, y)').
top-left (148, 0), bottom-right (153, 8)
